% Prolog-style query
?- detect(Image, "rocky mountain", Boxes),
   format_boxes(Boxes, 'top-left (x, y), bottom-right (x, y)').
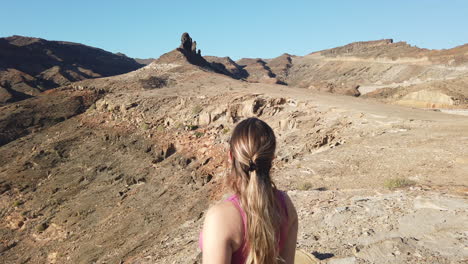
top-left (0, 35), bottom-right (144, 104)
top-left (285, 39), bottom-right (468, 107)
top-left (207, 39), bottom-right (468, 108)
top-left (0, 33), bottom-right (467, 263)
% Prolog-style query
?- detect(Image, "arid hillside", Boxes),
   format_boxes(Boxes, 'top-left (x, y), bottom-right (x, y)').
top-left (0, 34), bottom-right (467, 264)
top-left (0, 35), bottom-right (144, 105)
top-left (209, 39), bottom-right (468, 109)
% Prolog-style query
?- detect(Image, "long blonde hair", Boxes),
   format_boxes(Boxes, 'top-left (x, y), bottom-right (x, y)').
top-left (227, 117), bottom-right (283, 264)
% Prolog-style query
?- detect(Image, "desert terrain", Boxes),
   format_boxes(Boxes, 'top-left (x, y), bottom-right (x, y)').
top-left (0, 33), bottom-right (467, 264)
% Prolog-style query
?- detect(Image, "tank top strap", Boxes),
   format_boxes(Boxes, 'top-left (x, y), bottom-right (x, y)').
top-left (225, 195), bottom-right (249, 262)
top-left (226, 195), bottom-right (247, 226)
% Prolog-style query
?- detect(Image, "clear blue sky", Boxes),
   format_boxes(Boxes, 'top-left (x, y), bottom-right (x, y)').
top-left (1, 0), bottom-right (467, 60)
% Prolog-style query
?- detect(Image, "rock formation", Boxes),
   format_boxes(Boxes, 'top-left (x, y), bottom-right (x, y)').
top-left (180, 32), bottom-right (193, 52)
top-left (157, 32), bottom-right (227, 72)
top-left (179, 32), bottom-right (201, 57)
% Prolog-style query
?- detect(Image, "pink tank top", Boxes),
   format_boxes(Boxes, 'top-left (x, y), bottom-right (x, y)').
top-left (198, 189), bottom-right (289, 264)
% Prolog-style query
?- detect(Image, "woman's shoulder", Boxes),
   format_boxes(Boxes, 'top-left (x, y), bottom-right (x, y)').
top-left (205, 199), bottom-right (243, 226)
top-left (203, 199), bottom-right (244, 243)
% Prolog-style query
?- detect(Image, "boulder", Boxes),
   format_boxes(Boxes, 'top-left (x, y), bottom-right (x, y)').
top-left (198, 111), bottom-right (211, 126)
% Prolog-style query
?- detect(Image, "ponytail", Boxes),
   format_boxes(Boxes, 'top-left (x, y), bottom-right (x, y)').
top-left (241, 168), bottom-right (282, 264)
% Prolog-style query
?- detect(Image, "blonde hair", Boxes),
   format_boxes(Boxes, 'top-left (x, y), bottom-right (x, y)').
top-left (227, 117), bottom-right (283, 264)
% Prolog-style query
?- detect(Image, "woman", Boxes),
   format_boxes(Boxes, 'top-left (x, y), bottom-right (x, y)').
top-left (199, 117), bottom-right (298, 264)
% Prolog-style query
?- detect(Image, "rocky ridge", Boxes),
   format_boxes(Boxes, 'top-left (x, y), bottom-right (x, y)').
top-left (206, 39), bottom-right (468, 109)
top-left (0, 35), bottom-right (143, 105)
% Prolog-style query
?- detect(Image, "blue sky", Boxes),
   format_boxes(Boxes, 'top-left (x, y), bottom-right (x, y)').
top-left (1, 0), bottom-right (467, 60)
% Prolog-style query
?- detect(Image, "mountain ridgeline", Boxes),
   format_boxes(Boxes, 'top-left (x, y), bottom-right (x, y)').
top-left (0, 35), bottom-right (143, 104)
top-left (1, 33), bottom-right (467, 109)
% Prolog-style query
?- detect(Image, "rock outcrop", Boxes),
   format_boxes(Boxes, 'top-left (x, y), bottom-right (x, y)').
top-left (179, 32), bottom-right (201, 57)
top-left (160, 32), bottom-right (213, 69)
top-left (180, 32), bottom-right (193, 52)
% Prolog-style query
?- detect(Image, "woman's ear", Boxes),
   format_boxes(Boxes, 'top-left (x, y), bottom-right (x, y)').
top-left (228, 151), bottom-right (232, 164)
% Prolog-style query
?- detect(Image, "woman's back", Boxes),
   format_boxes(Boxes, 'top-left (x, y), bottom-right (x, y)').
top-left (200, 189), bottom-right (293, 264)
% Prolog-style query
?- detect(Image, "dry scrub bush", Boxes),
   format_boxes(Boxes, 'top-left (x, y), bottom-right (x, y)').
top-left (384, 178), bottom-right (415, 189)
top-left (140, 76), bottom-right (169, 89)
top-left (297, 181), bottom-right (313, 191)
